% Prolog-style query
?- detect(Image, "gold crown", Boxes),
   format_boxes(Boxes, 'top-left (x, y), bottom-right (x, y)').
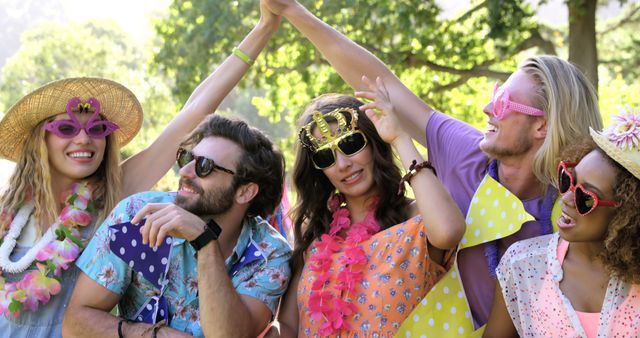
top-left (299, 107), bottom-right (359, 151)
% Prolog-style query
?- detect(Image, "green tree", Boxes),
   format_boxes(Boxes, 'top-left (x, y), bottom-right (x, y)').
top-left (0, 20), bottom-right (179, 190)
top-left (598, 2), bottom-right (640, 83)
top-left (153, 0), bottom-right (555, 131)
top-left (154, 0), bottom-right (640, 126)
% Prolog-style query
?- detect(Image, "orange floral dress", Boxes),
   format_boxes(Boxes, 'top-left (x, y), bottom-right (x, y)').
top-left (297, 216), bottom-right (454, 337)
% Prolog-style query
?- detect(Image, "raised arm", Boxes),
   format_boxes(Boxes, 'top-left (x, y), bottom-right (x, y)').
top-left (263, 0), bottom-right (434, 143)
top-left (359, 76), bottom-right (464, 251)
top-left (120, 7), bottom-right (281, 197)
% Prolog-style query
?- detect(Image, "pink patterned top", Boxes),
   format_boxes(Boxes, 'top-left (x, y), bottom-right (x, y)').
top-left (297, 216), bottom-right (454, 337)
top-left (497, 232), bottom-right (640, 337)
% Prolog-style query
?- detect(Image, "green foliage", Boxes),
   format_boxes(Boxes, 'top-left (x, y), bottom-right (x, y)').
top-left (598, 3), bottom-right (640, 83)
top-left (0, 20), bottom-right (179, 191)
top-left (485, 0), bottom-right (539, 54)
top-left (154, 0), bottom-right (540, 136)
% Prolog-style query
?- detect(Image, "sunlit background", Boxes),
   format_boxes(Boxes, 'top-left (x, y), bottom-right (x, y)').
top-left (0, 0), bottom-right (638, 189)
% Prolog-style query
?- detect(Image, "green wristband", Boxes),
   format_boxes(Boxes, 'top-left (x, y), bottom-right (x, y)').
top-left (232, 47), bottom-right (255, 66)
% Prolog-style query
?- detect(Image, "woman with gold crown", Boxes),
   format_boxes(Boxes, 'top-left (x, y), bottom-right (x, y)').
top-left (0, 6), bottom-right (281, 336)
top-left (266, 77), bottom-right (465, 337)
top-left (484, 108), bottom-right (640, 337)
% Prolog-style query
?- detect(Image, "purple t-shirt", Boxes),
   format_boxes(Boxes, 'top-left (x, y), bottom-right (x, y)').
top-left (425, 112), bottom-right (549, 327)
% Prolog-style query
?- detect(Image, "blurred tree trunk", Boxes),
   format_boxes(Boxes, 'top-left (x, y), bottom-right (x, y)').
top-left (568, 0), bottom-right (599, 92)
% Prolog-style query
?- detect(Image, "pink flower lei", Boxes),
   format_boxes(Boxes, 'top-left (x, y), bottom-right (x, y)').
top-left (0, 182), bottom-right (95, 317)
top-left (307, 193), bottom-right (380, 335)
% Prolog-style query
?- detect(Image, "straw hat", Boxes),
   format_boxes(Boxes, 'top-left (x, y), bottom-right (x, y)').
top-left (0, 77), bottom-right (143, 162)
top-left (590, 108), bottom-right (640, 180)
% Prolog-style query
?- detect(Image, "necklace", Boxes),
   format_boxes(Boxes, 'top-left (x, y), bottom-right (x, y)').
top-left (307, 194), bottom-right (380, 335)
top-left (0, 182), bottom-right (95, 317)
top-left (484, 159), bottom-right (556, 277)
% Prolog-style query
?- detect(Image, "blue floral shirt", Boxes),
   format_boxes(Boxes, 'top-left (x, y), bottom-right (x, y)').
top-left (75, 191), bottom-right (292, 337)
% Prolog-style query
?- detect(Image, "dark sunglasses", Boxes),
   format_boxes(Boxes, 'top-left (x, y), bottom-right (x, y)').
top-left (311, 131), bottom-right (368, 169)
top-left (557, 161), bottom-right (620, 215)
top-left (176, 148), bottom-right (235, 178)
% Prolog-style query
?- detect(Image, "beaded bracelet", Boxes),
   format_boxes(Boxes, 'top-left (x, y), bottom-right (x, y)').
top-left (397, 159), bottom-right (437, 195)
top-left (232, 47), bottom-right (255, 66)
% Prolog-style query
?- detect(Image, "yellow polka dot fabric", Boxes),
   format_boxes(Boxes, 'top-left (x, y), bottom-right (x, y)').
top-left (397, 175), bottom-right (535, 337)
top-left (551, 195), bottom-right (562, 233)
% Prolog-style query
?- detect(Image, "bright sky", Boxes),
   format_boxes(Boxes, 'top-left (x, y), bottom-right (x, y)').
top-left (437, 0), bottom-right (631, 24)
top-left (62, 0), bottom-right (172, 42)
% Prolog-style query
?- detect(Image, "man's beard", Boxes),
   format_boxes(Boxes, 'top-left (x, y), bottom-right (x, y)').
top-left (176, 178), bottom-right (235, 216)
top-left (479, 131), bottom-right (534, 159)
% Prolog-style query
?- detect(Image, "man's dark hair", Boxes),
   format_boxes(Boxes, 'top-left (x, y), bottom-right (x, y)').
top-left (181, 115), bottom-right (285, 219)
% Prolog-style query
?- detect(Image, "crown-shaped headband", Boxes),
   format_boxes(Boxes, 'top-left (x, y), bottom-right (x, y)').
top-left (299, 107), bottom-right (359, 151)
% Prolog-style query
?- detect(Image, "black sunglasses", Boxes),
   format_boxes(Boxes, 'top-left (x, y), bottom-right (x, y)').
top-left (557, 161), bottom-right (619, 215)
top-left (311, 131), bottom-right (368, 169)
top-left (176, 148), bottom-right (235, 178)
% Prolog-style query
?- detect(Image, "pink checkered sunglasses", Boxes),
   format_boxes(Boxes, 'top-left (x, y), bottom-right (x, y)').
top-left (489, 82), bottom-right (545, 120)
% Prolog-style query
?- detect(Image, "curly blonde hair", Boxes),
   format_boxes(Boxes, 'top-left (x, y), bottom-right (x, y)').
top-left (0, 119), bottom-right (121, 235)
top-left (561, 137), bottom-right (640, 283)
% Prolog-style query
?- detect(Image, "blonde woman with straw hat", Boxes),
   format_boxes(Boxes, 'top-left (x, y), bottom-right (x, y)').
top-left (484, 108), bottom-right (640, 337)
top-left (0, 8), bottom-right (281, 336)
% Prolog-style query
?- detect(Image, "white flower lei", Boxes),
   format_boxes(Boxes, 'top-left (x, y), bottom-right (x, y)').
top-left (0, 202), bottom-right (58, 273)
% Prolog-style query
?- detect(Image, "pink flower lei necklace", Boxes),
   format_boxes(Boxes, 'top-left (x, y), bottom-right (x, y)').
top-left (0, 182), bottom-right (95, 317)
top-left (307, 193), bottom-right (380, 335)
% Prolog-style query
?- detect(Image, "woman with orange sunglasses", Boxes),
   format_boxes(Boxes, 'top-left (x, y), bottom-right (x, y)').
top-left (484, 109), bottom-right (640, 337)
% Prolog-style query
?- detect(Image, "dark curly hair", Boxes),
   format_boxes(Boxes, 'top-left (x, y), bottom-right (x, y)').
top-left (290, 94), bottom-right (412, 269)
top-left (560, 136), bottom-right (640, 283)
top-left (180, 114), bottom-right (285, 219)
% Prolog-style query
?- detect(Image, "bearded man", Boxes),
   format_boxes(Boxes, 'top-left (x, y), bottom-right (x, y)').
top-left (63, 115), bottom-right (291, 338)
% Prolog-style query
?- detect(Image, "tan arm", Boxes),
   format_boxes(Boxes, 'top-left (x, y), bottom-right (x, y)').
top-left (263, 0), bottom-right (435, 143)
top-left (120, 9), bottom-right (280, 197)
top-left (483, 281), bottom-right (518, 338)
top-left (197, 240), bottom-right (272, 337)
top-left (62, 272), bottom-right (191, 338)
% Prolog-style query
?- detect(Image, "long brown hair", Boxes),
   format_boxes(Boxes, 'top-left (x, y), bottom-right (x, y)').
top-left (290, 94), bottom-right (411, 269)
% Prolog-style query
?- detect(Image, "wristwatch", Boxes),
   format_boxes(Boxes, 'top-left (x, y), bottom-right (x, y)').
top-left (189, 219), bottom-right (222, 251)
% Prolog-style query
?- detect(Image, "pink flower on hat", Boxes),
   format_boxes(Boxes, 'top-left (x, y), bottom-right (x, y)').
top-left (605, 109), bottom-right (640, 151)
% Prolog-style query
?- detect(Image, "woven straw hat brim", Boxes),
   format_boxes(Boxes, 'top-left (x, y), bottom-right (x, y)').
top-left (590, 127), bottom-right (640, 180)
top-left (0, 77), bottom-right (143, 162)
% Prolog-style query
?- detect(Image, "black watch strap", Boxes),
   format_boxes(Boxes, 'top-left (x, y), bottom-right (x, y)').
top-left (189, 219), bottom-right (222, 251)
